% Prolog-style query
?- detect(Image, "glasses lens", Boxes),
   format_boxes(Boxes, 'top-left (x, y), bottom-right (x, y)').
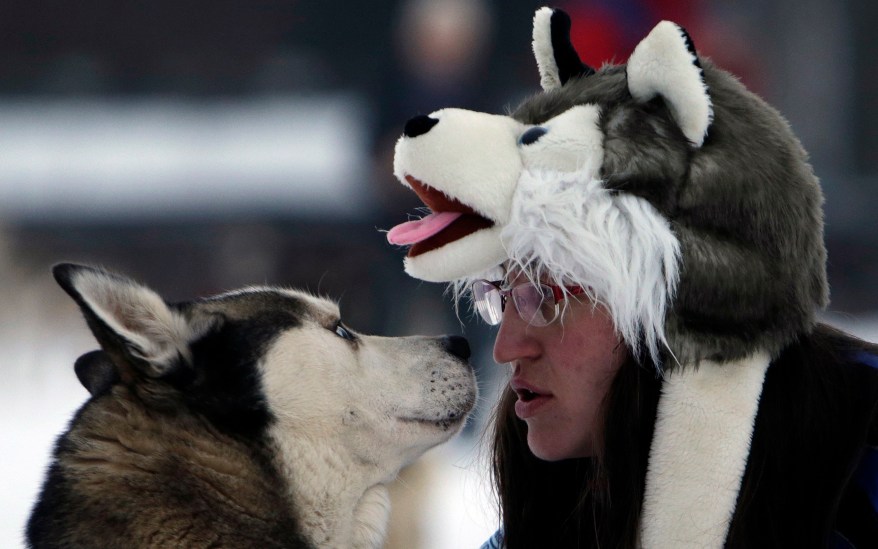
top-left (472, 280), bottom-right (503, 325)
top-left (537, 284), bottom-right (562, 325)
top-left (512, 283), bottom-right (557, 326)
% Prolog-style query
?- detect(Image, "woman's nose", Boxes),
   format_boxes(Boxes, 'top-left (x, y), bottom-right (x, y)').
top-left (493, 303), bottom-right (540, 365)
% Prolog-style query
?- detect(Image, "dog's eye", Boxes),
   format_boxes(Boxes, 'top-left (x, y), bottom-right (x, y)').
top-left (334, 322), bottom-right (355, 341)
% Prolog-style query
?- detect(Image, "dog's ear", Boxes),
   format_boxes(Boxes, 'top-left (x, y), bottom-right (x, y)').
top-left (53, 263), bottom-right (198, 380)
top-left (626, 20), bottom-right (713, 148)
top-left (74, 350), bottom-right (120, 396)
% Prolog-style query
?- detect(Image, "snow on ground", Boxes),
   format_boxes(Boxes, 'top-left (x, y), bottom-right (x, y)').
top-left (1, 274), bottom-right (95, 548)
top-left (398, 440), bottom-right (499, 549)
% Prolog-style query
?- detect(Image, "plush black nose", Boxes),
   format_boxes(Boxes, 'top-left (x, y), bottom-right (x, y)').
top-left (442, 335), bottom-right (471, 361)
top-left (403, 115), bottom-right (439, 138)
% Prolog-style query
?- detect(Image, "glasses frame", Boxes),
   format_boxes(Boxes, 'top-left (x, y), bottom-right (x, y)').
top-left (471, 279), bottom-right (585, 327)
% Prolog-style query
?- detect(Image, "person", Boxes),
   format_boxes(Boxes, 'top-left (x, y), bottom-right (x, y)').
top-left (384, 7), bottom-right (878, 548)
top-left (473, 274), bottom-right (878, 548)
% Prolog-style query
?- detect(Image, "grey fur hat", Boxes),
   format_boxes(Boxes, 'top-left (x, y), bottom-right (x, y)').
top-left (386, 7), bottom-right (828, 547)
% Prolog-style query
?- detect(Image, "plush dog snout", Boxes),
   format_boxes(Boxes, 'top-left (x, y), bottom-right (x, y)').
top-left (403, 115), bottom-right (439, 138)
top-left (441, 335), bottom-right (471, 361)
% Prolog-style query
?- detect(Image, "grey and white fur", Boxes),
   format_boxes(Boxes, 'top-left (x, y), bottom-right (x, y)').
top-left (27, 263), bottom-right (476, 549)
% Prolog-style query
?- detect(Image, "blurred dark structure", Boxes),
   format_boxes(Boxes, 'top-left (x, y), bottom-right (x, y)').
top-left (1, 0), bottom-right (876, 334)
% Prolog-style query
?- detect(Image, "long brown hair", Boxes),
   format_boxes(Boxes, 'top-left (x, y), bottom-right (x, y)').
top-left (490, 352), bottom-right (662, 548)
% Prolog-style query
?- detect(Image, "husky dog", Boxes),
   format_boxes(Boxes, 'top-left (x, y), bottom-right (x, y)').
top-left (27, 263), bottom-right (476, 549)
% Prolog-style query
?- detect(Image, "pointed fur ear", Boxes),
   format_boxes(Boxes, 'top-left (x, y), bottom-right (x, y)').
top-left (626, 21), bottom-right (713, 147)
top-left (532, 7), bottom-right (594, 90)
top-left (53, 263), bottom-right (194, 377)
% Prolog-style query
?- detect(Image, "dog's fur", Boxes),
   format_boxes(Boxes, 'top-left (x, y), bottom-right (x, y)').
top-left (27, 263), bottom-right (477, 549)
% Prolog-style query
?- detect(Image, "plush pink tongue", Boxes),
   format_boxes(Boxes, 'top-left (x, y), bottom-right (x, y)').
top-left (387, 212), bottom-right (463, 245)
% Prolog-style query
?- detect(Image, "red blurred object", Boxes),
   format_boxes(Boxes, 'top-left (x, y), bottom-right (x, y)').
top-left (564, 5), bottom-right (629, 66)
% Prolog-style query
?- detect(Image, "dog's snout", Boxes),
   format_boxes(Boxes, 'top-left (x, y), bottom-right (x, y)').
top-left (403, 115), bottom-right (439, 138)
top-left (442, 335), bottom-right (471, 361)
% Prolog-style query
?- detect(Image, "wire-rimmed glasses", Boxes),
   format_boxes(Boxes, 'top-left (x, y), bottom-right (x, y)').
top-left (471, 279), bottom-right (584, 327)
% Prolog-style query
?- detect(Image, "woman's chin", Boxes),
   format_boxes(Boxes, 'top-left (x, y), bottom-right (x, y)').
top-left (526, 430), bottom-right (595, 461)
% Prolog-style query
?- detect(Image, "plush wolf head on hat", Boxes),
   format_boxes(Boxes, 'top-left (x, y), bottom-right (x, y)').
top-left (388, 7), bottom-right (827, 369)
top-left (387, 7), bottom-right (831, 546)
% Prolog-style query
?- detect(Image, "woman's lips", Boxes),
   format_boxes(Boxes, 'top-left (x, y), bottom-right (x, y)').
top-left (514, 393), bottom-right (551, 419)
top-left (511, 380), bottom-right (552, 419)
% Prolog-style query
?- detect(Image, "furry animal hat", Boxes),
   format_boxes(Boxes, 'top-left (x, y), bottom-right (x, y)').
top-left (387, 7), bottom-right (827, 547)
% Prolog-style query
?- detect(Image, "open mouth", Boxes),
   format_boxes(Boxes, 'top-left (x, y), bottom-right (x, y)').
top-left (512, 385), bottom-right (551, 419)
top-left (387, 175), bottom-right (494, 257)
top-left (516, 388), bottom-right (540, 402)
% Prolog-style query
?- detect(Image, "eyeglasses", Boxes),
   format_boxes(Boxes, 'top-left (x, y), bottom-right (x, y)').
top-left (471, 279), bottom-right (585, 327)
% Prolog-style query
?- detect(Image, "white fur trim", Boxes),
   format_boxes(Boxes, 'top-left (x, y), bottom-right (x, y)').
top-left (532, 7), bottom-right (561, 91)
top-left (404, 226), bottom-right (506, 283)
top-left (641, 352), bottom-right (771, 548)
top-left (501, 168), bottom-right (680, 365)
top-left (627, 21), bottom-right (713, 147)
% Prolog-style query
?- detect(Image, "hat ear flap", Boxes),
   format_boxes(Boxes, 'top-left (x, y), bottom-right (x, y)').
top-left (532, 7), bottom-right (595, 90)
top-left (627, 21), bottom-right (713, 148)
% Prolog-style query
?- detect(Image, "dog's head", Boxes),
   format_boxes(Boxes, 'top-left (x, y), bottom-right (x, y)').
top-left (55, 263), bottom-right (476, 480)
top-left (389, 8), bottom-right (827, 366)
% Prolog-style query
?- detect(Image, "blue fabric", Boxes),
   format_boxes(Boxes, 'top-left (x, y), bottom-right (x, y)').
top-left (853, 351), bottom-right (878, 370)
top-left (853, 446), bottom-right (878, 514)
top-left (831, 531), bottom-right (857, 549)
top-left (479, 528), bottom-right (504, 549)
top-left (850, 352), bottom-right (878, 512)
top-left (833, 351), bottom-right (878, 547)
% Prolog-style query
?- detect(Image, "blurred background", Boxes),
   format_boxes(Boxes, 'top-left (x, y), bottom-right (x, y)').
top-left (2, 0), bottom-right (877, 547)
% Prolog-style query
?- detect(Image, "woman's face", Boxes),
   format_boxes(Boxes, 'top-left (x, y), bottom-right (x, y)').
top-left (493, 275), bottom-right (627, 461)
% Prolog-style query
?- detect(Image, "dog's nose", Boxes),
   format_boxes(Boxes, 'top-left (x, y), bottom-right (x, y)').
top-left (442, 335), bottom-right (471, 361)
top-left (403, 114), bottom-right (439, 138)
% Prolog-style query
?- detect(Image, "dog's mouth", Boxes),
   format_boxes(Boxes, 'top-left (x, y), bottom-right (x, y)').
top-left (387, 175), bottom-right (494, 257)
top-left (399, 409), bottom-right (469, 431)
